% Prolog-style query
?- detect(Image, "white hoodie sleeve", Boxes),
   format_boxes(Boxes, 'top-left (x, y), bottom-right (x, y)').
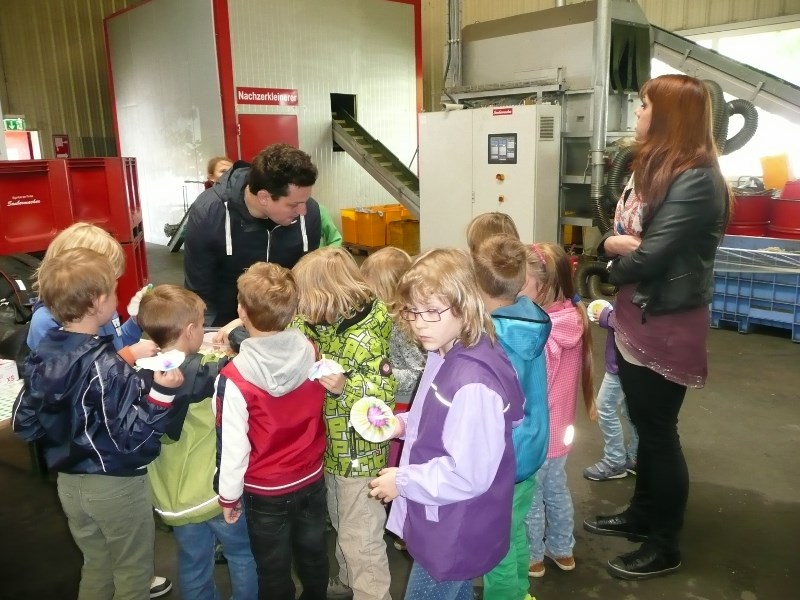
top-left (213, 376), bottom-right (251, 506)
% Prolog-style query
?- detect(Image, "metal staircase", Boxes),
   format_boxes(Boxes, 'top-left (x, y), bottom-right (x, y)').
top-left (652, 25), bottom-right (800, 124)
top-left (332, 110), bottom-right (420, 217)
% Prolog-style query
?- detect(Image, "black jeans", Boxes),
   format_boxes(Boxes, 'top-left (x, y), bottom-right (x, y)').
top-left (245, 477), bottom-right (329, 600)
top-left (616, 349), bottom-right (689, 558)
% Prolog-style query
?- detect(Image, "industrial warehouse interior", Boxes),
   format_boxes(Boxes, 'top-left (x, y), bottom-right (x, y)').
top-left (1, 1), bottom-right (799, 599)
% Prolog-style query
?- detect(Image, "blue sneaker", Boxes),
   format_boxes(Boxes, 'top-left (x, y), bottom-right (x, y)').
top-left (583, 460), bottom-right (627, 481)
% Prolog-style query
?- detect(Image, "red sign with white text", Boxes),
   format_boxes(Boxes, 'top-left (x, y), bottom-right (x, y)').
top-left (236, 87), bottom-right (299, 106)
top-left (493, 108), bottom-right (513, 116)
top-left (53, 134), bottom-right (70, 158)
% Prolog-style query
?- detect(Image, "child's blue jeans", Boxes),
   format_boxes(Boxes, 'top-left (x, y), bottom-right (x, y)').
top-left (524, 455), bottom-right (575, 561)
top-left (172, 511), bottom-right (257, 600)
top-left (404, 562), bottom-right (473, 600)
top-left (596, 371), bottom-right (638, 466)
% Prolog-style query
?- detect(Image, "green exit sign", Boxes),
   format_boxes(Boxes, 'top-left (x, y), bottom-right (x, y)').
top-left (3, 118), bottom-right (26, 131)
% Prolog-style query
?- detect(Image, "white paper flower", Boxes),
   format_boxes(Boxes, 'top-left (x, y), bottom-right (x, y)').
top-left (350, 397), bottom-right (397, 443)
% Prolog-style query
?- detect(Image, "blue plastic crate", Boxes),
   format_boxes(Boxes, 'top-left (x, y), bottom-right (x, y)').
top-left (712, 235), bottom-right (800, 342)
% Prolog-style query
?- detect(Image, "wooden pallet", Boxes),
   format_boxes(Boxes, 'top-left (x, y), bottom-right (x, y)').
top-left (343, 242), bottom-right (386, 256)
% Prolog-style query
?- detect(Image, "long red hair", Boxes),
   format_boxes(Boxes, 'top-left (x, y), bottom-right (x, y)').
top-left (632, 74), bottom-right (727, 216)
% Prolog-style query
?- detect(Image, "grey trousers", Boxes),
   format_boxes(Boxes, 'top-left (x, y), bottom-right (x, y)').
top-left (57, 472), bottom-right (154, 600)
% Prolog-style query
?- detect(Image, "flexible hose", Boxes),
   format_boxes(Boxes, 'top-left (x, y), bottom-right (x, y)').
top-left (704, 80), bottom-right (729, 154)
top-left (598, 145), bottom-right (635, 234)
top-left (724, 99), bottom-right (759, 154)
top-left (588, 274), bottom-right (616, 301)
top-left (574, 261), bottom-right (616, 300)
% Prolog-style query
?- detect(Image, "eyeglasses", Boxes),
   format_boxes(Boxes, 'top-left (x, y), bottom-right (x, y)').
top-left (400, 307), bottom-right (452, 322)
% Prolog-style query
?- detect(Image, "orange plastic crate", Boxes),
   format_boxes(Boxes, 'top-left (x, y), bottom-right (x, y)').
top-left (356, 209), bottom-right (386, 247)
top-left (374, 204), bottom-right (403, 225)
top-left (387, 219), bottom-right (420, 255)
top-left (340, 208), bottom-right (357, 245)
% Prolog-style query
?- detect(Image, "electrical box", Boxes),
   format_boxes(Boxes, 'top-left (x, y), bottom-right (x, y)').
top-left (419, 104), bottom-right (561, 250)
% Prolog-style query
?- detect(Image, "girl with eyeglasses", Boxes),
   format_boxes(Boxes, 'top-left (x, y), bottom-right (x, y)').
top-left (521, 241), bottom-right (595, 580)
top-left (369, 248), bottom-right (525, 599)
top-left (291, 246), bottom-right (396, 600)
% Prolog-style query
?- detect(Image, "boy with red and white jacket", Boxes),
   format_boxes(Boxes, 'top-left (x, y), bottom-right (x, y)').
top-left (214, 262), bottom-right (327, 600)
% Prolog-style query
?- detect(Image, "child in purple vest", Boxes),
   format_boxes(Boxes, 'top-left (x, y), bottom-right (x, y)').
top-left (369, 248), bottom-right (524, 599)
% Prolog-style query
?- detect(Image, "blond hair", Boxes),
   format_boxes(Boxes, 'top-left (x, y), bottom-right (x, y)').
top-left (36, 223), bottom-right (125, 292)
top-left (360, 247), bottom-right (412, 306)
top-left (292, 247), bottom-right (374, 324)
top-left (466, 212), bottom-right (520, 254)
top-left (473, 234), bottom-right (527, 301)
top-left (237, 262), bottom-right (299, 332)
top-left (525, 242), bottom-right (594, 413)
top-left (137, 285), bottom-right (206, 348)
top-left (37, 248), bottom-right (116, 324)
top-left (397, 248), bottom-right (494, 348)
top-left (207, 156), bottom-right (233, 180)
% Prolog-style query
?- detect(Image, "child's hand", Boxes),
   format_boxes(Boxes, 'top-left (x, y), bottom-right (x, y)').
top-left (154, 369), bottom-right (184, 389)
top-left (130, 340), bottom-right (160, 360)
top-left (222, 501), bottom-right (243, 524)
top-left (126, 284), bottom-right (152, 318)
top-left (213, 318), bottom-right (242, 345)
top-left (319, 373), bottom-right (346, 395)
top-left (589, 401), bottom-right (598, 422)
top-left (369, 468), bottom-right (399, 503)
top-left (587, 299), bottom-right (612, 323)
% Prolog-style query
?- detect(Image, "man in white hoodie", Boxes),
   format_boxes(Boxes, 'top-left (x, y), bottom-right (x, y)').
top-left (214, 261), bottom-right (328, 600)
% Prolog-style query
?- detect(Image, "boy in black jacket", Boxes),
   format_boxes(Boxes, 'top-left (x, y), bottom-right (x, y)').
top-left (12, 248), bottom-right (183, 599)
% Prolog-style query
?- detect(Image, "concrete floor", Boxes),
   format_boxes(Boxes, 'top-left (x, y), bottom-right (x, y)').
top-left (1, 243), bottom-right (798, 600)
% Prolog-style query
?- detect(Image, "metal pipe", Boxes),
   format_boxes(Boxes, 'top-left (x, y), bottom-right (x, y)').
top-left (444, 0), bottom-right (462, 90)
top-left (590, 0), bottom-right (612, 212)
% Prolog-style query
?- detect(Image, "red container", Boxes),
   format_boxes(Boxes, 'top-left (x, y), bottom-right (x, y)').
top-left (768, 181), bottom-right (800, 239)
top-left (781, 180), bottom-right (800, 200)
top-left (117, 234), bottom-right (149, 320)
top-left (0, 159), bottom-right (74, 254)
top-left (726, 224), bottom-right (768, 237)
top-left (66, 158), bottom-right (143, 243)
top-left (729, 193), bottom-right (772, 225)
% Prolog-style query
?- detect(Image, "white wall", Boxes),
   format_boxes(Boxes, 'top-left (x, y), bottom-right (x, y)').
top-left (106, 0), bottom-right (225, 244)
top-left (228, 0), bottom-right (417, 224)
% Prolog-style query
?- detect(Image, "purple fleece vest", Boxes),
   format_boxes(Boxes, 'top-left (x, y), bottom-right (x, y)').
top-left (403, 336), bottom-right (523, 581)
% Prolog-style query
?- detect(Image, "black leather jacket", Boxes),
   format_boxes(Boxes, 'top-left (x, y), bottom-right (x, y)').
top-left (601, 168), bottom-right (728, 316)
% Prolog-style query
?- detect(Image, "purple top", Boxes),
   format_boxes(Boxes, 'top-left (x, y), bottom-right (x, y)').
top-left (599, 307), bottom-right (618, 375)
top-left (611, 284), bottom-right (710, 388)
top-left (387, 335), bottom-right (523, 581)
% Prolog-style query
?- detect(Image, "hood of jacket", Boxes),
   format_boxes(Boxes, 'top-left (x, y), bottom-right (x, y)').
top-left (545, 299), bottom-right (584, 351)
top-left (492, 296), bottom-right (551, 362)
top-left (232, 329), bottom-right (315, 396)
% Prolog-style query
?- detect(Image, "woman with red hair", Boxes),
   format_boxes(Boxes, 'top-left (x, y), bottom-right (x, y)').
top-left (583, 74), bottom-right (731, 580)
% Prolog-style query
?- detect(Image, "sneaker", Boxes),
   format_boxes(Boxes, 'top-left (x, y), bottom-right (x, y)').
top-left (583, 513), bottom-right (650, 542)
top-left (150, 576), bottom-right (172, 598)
top-left (545, 552), bottom-right (576, 571)
top-left (327, 576), bottom-right (354, 599)
top-left (528, 560), bottom-right (545, 577)
top-left (607, 546), bottom-right (681, 580)
top-left (583, 460), bottom-right (627, 481)
top-left (626, 458), bottom-right (638, 476)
